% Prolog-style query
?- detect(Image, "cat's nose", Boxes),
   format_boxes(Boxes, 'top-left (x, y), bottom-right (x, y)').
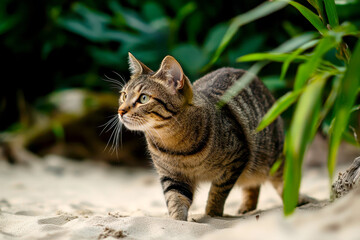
top-left (118, 108), bottom-right (127, 116)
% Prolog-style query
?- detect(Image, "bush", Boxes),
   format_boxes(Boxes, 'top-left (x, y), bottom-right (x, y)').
top-left (210, 0), bottom-right (360, 215)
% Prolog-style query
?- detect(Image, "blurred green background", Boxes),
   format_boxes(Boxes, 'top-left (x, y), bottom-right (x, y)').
top-left (0, 0), bottom-right (359, 134)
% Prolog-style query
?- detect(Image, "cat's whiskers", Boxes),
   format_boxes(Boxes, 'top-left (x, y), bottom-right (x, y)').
top-left (114, 120), bottom-right (123, 154)
top-left (101, 115), bottom-right (123, 156)
top-left (99, 115), bottom-right (119, 135)
top-left (103, 74), bottom-right (124, 90)
top-left (112, 71), bottom-right (127, 86)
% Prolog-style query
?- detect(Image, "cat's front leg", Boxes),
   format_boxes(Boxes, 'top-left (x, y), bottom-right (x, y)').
top-left (160, 176), bottom-right (194, 221)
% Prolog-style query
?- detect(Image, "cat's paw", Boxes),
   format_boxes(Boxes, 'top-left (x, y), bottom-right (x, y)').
top-left (237, 204), bottom-right (257, 215)
top-left (169, 206), bottom-right (188, 221)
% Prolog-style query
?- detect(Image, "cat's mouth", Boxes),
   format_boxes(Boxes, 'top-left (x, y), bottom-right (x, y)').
top-left (119, 114), bottom-right (147, 131)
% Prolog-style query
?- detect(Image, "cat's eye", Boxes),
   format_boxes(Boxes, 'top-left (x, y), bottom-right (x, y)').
top-left (139, 94), bottom-right (150, 104)
top-left (120, 92), bottom-right (127, 102)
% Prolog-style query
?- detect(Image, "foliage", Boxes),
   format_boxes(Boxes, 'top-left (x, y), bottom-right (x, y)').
top-left (2, 0), bottom-right (299, 130)
top-left (211, 0), bottom-right (360, 215)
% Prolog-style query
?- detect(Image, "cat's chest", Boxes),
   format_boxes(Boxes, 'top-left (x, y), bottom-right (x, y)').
top-left (148, 133), bottom-right (241, 178)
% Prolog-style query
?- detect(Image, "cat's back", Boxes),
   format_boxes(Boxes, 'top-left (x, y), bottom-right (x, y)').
top-left (193, 67), bottom-right (276, 119)
top-left (193, 67), bottom-right (284, 168)
top-left (193, 67), bottom-right (244, 99)
top-left (193, 67), bottom-right (277, 129)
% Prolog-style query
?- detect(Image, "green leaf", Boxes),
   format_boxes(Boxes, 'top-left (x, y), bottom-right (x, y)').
top-left (176, 2), bottom-right (197, 24)
top-left (283, 21), bottom-right (302, 37)
top-left (283, 74), bottom-right (327, 215)
top-left (307, 0), bottom-right (326, 24)
top-left (171, 44), bottom-right (207, 78)
top-left (318, 76), bottom-right (341, 126)
top-left (324, 0), bottom-right (340, 27)
top-left (58, 3), bottom-right (142, 44)
top-left (109, 1), bottom-right (153, 33)
top-left (288, 1), bottom-right (327, 34)
top-left (270, 158), bottom-right (284, 176)
top-left (335, 0), bottom-right (360, 5)
top-left (203, 23), bottom-right (229, 54)
top-left (204, 0), bottom-right (289, 70)
top-left (239, 32), bottom-right (318, 64)
top-left (328, 39), bottom-right (360, 181)
top-left (228, 31), bottom-right (317, 108)
top-left (294, 36), bottom-right (337, 90)
top-left (238, 53), bottom-right (308, 63)
top-left (272, 31), bottom-right (319, 53)
top-left (334, 22), bottom-right (360, 37)
top-left (169, 2), bottom-right (197, 48)
top-left (142, 2), bottom-right (166, 22)
top-left (280, 39), bottom-right (319, 81)
top-left (257, 89), bottom-right (303, 132)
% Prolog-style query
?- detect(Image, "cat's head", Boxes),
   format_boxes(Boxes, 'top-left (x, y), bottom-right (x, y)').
top-left (118, 53), bottom-right (193, 131)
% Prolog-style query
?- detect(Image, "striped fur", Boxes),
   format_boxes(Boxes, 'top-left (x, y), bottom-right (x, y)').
top-left (117, 54), bottom-right (306, 221)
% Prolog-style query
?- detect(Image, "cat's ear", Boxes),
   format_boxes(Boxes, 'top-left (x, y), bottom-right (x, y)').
top-left (154, 55), bottom-right (186, 90)
top-left (128, 52), bottom-right (153, 76)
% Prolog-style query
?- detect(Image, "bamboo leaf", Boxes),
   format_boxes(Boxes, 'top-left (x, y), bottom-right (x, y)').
top-left (283, 75), bottom-right (327, 215)
top-left (270, 158), bottom-right (284, 176)
top-left (328, 39), bottom-right (360, 181)
top-left (238, 53), bottom-right (308, 62)
top-left (280, 39), bottom-right (319, 80)
top-left (318, 76), bottom-right (341, 126)
top-left (307, 0), bottom-right (326, 24)
top-left (204, 1), bottom-right (289, 70)
top-left (272, 31), bottom-right (319, 52)
top-left (229, 32), bottom-right (319, 109)
top-left (239, 32), bottom-right (318, 65)
top-left (294, 36), bottom-right (337, 90)
top-left (288, 1), bottom-right (327, 34)
top-left (257, 89), bottom-right (303, 132)
top-left (222, 30), bottom-right (319, 109)
top-left (324, 0), bottom-right (339, 28)
top-left (337, 26), bottom-right (360, 37)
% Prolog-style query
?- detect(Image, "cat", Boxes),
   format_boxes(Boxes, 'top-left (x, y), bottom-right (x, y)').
top-left (117, 52), bottom-right (312, 221)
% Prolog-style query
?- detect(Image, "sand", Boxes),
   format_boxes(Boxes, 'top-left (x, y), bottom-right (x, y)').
top-left (1, 155), bottom-right (359, 240)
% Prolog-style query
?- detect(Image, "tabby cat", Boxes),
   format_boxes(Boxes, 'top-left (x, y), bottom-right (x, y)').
top-left (117, 53), bottom-right (311, 221)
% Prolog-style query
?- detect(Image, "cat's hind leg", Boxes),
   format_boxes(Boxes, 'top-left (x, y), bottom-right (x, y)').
top-left (237, 185), bottom-right (260, 214)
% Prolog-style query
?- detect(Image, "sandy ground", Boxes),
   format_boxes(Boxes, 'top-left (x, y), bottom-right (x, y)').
top-left (0, 155), bottom-right (359, 240)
